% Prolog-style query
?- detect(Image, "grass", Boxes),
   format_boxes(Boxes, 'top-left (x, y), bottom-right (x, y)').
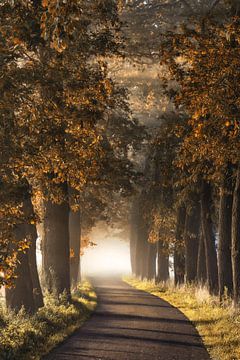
top-left (125, 277), bottom-right (240, 360)
top-left (0, 281), bottom-right (97, 360)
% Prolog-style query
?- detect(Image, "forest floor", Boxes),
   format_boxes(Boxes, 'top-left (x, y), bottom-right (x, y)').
top-left (125, 277), bottom-right (240, 360)
top-left (45, 276), bottom-right (209, 360)
top-left (0, 281), bottom-right (96, 360)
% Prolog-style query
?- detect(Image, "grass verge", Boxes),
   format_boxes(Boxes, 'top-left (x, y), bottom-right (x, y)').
top-left (0, 280), bottom-right (97, 360)
top-left (124, 277), bottom-right (240, 360)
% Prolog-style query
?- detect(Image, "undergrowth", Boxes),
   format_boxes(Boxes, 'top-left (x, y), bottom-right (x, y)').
top-left (125, 277), bottom-right (240, 360)
top-left (0, 281), bottom-right (96, 360)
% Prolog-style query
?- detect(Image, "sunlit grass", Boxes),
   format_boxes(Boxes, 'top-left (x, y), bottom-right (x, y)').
top-left (125, 277), bottom-right (240, 360)
top-left (0, 280), bottom-right (97, 360)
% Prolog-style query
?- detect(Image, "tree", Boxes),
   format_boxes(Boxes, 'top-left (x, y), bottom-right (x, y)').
top-left (184, 195), bottom-right (200, 283)
top-left (218, 166), bottom-right (233, 299)
top-left (1, 0), bottom-right (140, 309)
top-left (158, 12), bottom-right (240, 295)
top-left (5, 188), bottom-right (43, 313)
top-left (232, 165), bottom-right (240, 306)
top-left (174, 206), bottom-right (186, 285)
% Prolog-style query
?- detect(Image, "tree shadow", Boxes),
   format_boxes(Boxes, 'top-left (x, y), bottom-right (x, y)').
top-left (88, 324), bottom-right (200, 338)
top-left (73, 329), bottom-right (206, 349)
top-left (100, 299), bottom-right (169, 308)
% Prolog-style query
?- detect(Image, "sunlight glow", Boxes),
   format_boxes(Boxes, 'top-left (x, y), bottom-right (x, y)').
top-left (82, 236), bottom-right (131, 276)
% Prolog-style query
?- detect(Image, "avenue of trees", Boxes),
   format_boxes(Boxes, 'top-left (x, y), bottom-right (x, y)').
top-left (128, 0), bottom-right (240, 306)
top-left (2, 0), bottom-right (240, 319)
top-left (0, 0), bottom-right (143, 314)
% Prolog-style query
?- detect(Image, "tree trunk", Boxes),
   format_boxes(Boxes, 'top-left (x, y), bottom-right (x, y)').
top-left (197, 229), bottom-right (207, 284)
top-left (42, 184), bottom-right (71, 298)
top-left (27, 223), bottom-right (44, 309)
top-left (134, 230), bottom-right (142, 278)
top-left (130, 201), bottom-right (138, 275)
top-left (69, 209), bottom-right (81, 288)
top-left (5, 194), bottom-right (43, 313)
top-left (174, 206), bottom-right (186, 285)
top-left (218, 167), bottom-right (233, 300)
top-left (5, 196), bottom-right (36, 313)
top-left (6, 250), bottom-right (35, 313)
top-left (130, 229), bottom-right (137, 275)
top-left (146, 242), bottom-right (156, 280)
top-left (23, 195), bottom-right (44, 309)
top-left (133, 204), bottom-right (141, 278)
top-left (185, 200), bottom-right (200, 283)
top-left (201, 181), bottom-right (218, 295)
top-left (135, 222), bottom-right (148, 279)
top-left (134, 200), bottom-right (149, 279)
top-left (156, 240), bottom-right (169, 282)
top-left (140, 223), bottom-right (149, 280)
top-left (232, 165), bottom-right (240, 306)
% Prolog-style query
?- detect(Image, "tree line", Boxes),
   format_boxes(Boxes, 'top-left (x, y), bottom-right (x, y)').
top-left (128, 0), bottom-right (240, 306)
top-left (0, 0), bottom-right (143, 314)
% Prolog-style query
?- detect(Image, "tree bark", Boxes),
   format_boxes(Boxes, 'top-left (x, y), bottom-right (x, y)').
top-left (184, 199), bottom-right (200, 283)
top-left (133, 198), bottom-right (149, 279)
top-left (197, 229), bottom-right (207, 284)
top-left (156, 240), bottom-right (169, 282)
top-left (6, 250), bottom-right (35, 313)
top-left (23, 195), bottom-right (44, 309)
top-left (5, 199), bottom-right (36, 313)
top-left (69, 209), bottom-right (81, 288)
top-left (201, 181), bottom-right (218, 295)
top-left (42, 184), bottom-right (71, 298)
top-left (133, 202), bottom-right (141, 278)
top-left (135, 220), bottom-right (148, 279)
top-left (218, 167), bottom-right (233, 300)
top-left (134, 231), bottom-right (142, 278)
top-left (130, 200), bottom-right (138, 275)
top-left (130, 229), bottom-right (137, 275)
top-left (174, 206), bottom-right (186, 285)
top-left (5, 196), bottom-right (36, 313)
top-left (140, 223), bottom-right (149, 280)
top-left (232, 165), bottom-right (240, 306)
top-left (146, 242), bottom-right (156, 280)
top-left (27, 223), bottom-right (44, 309)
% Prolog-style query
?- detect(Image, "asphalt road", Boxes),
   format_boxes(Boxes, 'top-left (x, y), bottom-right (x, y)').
top-left (44, 277), bottom-right (210, 360)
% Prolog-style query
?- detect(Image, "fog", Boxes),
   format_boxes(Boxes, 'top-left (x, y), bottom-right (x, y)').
top-left (82, 224), bottom-right (131, 276)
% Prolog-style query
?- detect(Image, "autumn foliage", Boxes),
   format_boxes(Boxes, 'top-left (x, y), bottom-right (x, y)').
top-left (0, 0), bottom-right (139, 291)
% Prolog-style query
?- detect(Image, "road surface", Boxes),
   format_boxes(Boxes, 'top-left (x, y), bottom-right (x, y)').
top-left (44, 277), bottom-right (210, 360)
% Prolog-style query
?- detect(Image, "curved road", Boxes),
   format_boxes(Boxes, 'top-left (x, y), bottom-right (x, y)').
top-left (45, 277), bottom-right (210, 360)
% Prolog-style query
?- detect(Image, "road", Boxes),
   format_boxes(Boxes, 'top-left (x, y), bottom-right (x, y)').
top-left (44, 277), bottom-right (210, 360)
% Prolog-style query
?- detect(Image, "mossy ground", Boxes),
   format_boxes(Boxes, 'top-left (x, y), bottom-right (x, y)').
top-left (125, 277), bottom-right (240, 360)
top-left (0, 281), bottom-right (96, 360)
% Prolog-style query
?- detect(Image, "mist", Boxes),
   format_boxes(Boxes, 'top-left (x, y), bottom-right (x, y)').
top-left (82, 223), bottom-right (131, 276)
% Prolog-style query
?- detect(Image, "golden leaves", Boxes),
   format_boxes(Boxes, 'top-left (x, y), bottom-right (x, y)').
top-left (0, 0), bottom-right (129, 286)
top-left (17, 240), bottom-right (30, 253)
top-left (40, 0), bottom-right (68, 51)
top-left (80, 236), bottom-right (96, 256)
top-left (42, 0), bottom-right (49, 7)
top-left (161, 18), bottom-right (240, 181)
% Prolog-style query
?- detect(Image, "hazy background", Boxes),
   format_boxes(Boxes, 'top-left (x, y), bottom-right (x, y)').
top-left (82, 223), bottom-right (131, 276)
